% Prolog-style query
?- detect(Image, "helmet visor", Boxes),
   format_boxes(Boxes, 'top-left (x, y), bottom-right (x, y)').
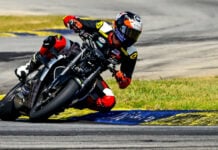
top-left (114, 27), bottom-right (141, 47)
top-left (125, 27), bottom-right (141, 42)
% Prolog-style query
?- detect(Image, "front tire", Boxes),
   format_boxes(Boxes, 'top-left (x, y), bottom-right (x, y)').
top-left (0, 83), bottom-right (22, 121)
top-left (29, 79), bottom-right (80, 122)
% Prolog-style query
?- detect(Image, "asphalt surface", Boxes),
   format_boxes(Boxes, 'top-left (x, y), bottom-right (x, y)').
top-left (1, 0), bottom-right (218, 149)
top-left (0, 120), bottom-right (218, 149)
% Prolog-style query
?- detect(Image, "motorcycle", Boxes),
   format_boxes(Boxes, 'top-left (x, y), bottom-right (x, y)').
top-left (0, 31), bottom-right (118, 122)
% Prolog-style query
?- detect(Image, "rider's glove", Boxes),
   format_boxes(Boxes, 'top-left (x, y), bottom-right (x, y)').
top-left (15, 63), bottom-right (30, 81)
top-left (115, 71), bottom-right (131, 89)
top-left (63, 15), bottom-right (83, 33)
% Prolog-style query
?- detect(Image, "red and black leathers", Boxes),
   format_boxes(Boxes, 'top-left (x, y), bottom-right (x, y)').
top-left (63, 16), bottom-right (138, 88)
top-left (24, 15), bottom-right (138, 112)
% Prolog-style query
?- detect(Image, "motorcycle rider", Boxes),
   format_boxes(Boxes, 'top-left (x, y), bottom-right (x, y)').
top-left (14, 11), bottom-right (143, 112)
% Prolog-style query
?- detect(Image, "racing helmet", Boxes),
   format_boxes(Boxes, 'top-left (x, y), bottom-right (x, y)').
top-left (114, 11), bottom-right (143, 47)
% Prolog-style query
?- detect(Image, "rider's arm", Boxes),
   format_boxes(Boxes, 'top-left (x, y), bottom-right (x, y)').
top-left (63, 15), bottom-right (101, 33)
top-left (115, 46), bottom-right (138, 89)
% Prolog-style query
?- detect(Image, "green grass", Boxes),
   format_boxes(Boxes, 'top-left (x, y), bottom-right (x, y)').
top-left (0, 15), bottom-right (64, 32)
top-left (0, 15), bottom-right (114, 37)
top-left (142, 112), bottom-right (218, 126)
top-left (0, 15), bottom-right (65, 37)
top-left (106, 77), bottom-right (218, 110)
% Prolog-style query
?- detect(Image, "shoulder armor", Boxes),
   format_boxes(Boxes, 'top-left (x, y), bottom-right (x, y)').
top-left (96, 21), bottom-right (104, 29)
top-left (96, 21), bottom-right (112, 33)
top-left (127, 46), bottom-right (138, 60)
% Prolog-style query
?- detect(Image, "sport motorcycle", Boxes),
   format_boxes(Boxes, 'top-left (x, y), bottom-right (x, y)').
top-left (0, 31), bottom-right (118, 121)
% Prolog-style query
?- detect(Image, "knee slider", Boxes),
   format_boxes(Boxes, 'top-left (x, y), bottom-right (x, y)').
top-left (96, 96), bottom-right (116, 111)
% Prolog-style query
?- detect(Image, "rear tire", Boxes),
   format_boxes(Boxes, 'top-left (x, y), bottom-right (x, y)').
top-left (29, 79), bottom-right (80, 122)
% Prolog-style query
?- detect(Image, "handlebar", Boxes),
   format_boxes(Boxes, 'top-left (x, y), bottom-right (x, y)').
top-left (76, 30), bottom-right (119, 77)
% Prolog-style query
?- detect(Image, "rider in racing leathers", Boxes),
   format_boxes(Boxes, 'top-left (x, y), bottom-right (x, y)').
top-left (14, 11), bottom-right (143, 112)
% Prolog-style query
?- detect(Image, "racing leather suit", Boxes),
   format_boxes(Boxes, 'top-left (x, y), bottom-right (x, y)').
top-left (15, 16), bottom-right (138, 112)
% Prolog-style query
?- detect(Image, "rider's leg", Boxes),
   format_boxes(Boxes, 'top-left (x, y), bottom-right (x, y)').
top-left (13, 37), bottom-right (50, 110)
top-left (15, 34), bottom-right (80, 81)
top-left (14, 35), bottom-right (59, 109)
top-left (13, 52), bottom-right (42, 111)
top-left (14, 35), bottom-right (81, 111)
top-left (73, 77), bottom-right (116, 112)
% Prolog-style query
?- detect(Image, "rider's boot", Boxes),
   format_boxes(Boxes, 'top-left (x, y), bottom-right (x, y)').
top-left (15, 52), bottom-right (42, 81)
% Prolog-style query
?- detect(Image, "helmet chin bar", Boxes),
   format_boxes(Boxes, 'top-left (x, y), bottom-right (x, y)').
top-left (114, 28), bottom-right (126, 43)
top-left (114, 28), bottom-right (136, 47)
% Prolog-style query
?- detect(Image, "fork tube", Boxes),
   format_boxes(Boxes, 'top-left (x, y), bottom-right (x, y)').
top-left (81, 66), bottom-right (101, 88)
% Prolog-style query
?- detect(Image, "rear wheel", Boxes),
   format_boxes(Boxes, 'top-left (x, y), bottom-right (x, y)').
top-left (0, 83), bottom-right (22, 121)
top-left (29, 79), bottom-right (80, 122)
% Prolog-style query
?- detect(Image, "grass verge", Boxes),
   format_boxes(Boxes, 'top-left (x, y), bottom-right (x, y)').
top-left (0, 15), bottom-right (114, 37)
top-left (0, 15), bottom-right (64, 33)
top-left (142, 112), bottom-right (218, 126)
top-left (106, 77), bottom-right (218, 110)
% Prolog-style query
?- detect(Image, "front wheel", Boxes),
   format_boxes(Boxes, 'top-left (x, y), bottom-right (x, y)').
top-left (0, 82), bottom-right (23, 121)
top-left (29, 79), bottom-right (80, 122)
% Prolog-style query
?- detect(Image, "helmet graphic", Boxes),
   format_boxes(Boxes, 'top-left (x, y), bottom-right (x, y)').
top-left (114, 11), bottom-right (142, 47)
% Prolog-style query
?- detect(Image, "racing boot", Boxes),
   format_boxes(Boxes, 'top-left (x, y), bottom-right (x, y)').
top-left (15, 52), bottom-right (42, 81)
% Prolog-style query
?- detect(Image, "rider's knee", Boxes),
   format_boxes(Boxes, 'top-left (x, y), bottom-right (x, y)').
top-left (42, 35), bottom-right (56, 49)
top-left (96, 95), bottom-right (116, 112)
